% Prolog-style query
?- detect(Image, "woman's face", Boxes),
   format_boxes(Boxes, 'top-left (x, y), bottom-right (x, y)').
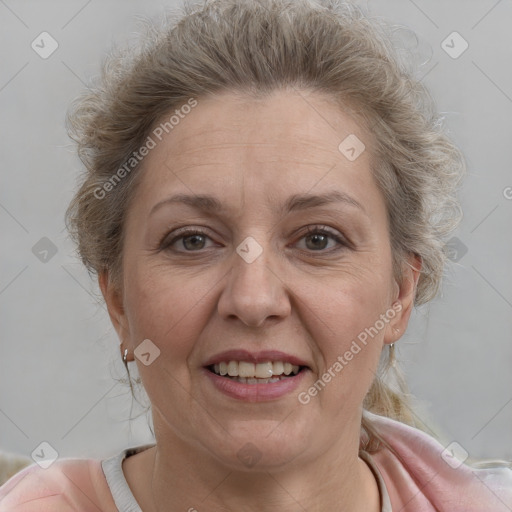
top-left (103, 89), bottom-right (418, 470)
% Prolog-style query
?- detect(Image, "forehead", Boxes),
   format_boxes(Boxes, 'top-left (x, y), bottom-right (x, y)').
top-left (134, 89), bottom-right (377, 210)
top-left (162, 90), bottom-right (369, 157)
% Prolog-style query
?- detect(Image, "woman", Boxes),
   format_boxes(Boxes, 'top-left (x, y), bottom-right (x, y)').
top-left (1, 0), bottom-right (511, 510)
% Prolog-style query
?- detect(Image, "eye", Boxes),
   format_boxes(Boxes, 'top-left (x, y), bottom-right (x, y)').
top-left (160, 228), bottom-right (216, 252)
top-left (294, 225), bottom-right (347, 252)
top-left (160, 225), bottom-right (348, 254)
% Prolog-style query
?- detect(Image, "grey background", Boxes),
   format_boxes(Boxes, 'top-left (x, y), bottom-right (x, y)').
top-left (0, 0), bottom-right (511, 465)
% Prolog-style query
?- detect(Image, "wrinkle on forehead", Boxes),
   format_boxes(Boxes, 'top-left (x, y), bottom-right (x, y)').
top-left (153, 89), bottom-right (374, 163)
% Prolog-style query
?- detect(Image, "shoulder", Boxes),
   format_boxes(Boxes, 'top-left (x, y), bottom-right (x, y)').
top-left (0, 457), bottom-right (117, 512)
top-left (364, 411), bottom-right (512, 512)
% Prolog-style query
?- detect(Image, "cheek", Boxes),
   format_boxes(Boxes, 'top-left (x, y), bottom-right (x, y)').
top-left (318, 287), bottom-right (387, 361)
top-left (301, 267), bottom-right (393, 405)
top-left (121, 268), bottom-right (213, 415)
top-left (300, 251), bottom-right (393, 337)
top-left (122, 262), bottom-right (210, 366)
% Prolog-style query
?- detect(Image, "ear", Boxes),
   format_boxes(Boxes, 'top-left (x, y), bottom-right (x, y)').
top-left (383, 253), bottom-right (422, 345)
top-left (98, 271), bottom-right (130, 346)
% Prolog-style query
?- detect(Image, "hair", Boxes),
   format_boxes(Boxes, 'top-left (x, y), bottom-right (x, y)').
top-left (65, 0), bottom-right (465, 449)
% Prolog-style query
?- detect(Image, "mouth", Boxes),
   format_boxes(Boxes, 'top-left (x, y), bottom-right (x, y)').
top-left (202, 350), bottom-right (311, 401)
top-left (207, 360), bottom-right (306, 384)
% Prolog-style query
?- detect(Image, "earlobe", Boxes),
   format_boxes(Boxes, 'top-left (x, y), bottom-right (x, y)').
top-left (384, 254), bottom-right (422, 345)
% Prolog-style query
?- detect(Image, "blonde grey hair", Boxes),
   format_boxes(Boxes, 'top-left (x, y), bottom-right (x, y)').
top-left (66, 0), bottom-right (465, 444)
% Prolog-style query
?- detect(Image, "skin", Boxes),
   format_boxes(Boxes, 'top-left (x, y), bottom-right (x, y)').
top-left (100, 89), bottom-right (421, 512)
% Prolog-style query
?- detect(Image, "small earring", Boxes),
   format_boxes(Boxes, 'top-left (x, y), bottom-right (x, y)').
top-left (389, 342), bottom-right (396, 363)
top-left (122, 348), bottom-right (129, 368)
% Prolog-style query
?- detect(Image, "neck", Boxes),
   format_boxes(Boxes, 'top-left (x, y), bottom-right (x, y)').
top-left (141, 424), bottom-right (380, 512)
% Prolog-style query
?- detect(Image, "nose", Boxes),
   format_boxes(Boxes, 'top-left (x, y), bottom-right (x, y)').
top-left (217, 242), bottom-right (291, 328)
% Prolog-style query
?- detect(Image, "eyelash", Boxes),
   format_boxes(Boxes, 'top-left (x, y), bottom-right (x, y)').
top-left (159, 225), bottom-right (349, 254)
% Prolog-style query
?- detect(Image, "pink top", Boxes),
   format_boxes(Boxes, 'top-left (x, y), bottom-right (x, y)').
top-left (1, 412), bottom-right (511, 511)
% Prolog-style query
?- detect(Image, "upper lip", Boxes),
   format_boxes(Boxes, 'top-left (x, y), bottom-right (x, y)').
top-left (203, 349), bottom-right (311, 368)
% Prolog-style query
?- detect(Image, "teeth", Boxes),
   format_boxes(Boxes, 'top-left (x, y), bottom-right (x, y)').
top-left (227, 361), bottom-right (239, 377)
top-left (239, 361), bottom-right (255, 378)
top-left (255, 362), bottom-right (273, 378)
top-left (211, 360), bottom-right (301, 379)
top-left (235, 376), bottom-right (282, 384)
top-left (272, 361), bottom-right (284, 375)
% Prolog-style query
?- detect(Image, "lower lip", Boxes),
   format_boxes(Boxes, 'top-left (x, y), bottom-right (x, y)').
top-left (203, 368), bottom-right (308, 402)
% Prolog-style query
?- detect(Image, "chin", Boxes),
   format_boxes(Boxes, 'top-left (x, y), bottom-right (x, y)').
top-left (205, 420), bottom-right (313, 471)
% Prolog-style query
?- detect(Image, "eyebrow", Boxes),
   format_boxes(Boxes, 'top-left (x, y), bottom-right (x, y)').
top-left (149, 191), bottom-right (367, 217)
